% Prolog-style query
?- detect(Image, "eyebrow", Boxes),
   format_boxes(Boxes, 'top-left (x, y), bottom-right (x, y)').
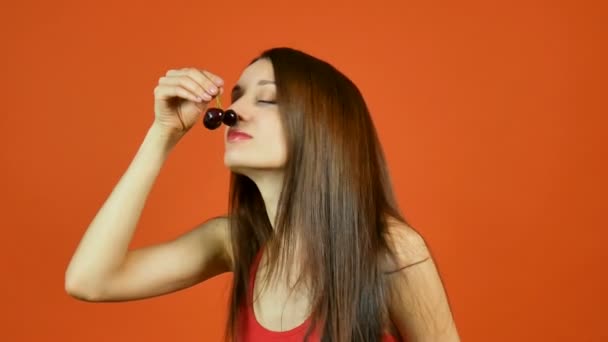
top-left (231, 80), bottom-right (275, 102)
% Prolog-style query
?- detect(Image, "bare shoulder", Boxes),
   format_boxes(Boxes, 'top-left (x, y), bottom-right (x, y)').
top-left (192, 215), bottom-right (233, 270)
top-left (381, 217), bottom-right (461, 341)
top-left (382, 216), bottom-right (431, 273)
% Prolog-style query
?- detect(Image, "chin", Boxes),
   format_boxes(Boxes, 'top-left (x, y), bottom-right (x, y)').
top-left (224, 158), bottom-right (257, 175)
top-left (224, 143), bottom-right (286, 169)
top-left (224, 157), bottom-right (285, 174)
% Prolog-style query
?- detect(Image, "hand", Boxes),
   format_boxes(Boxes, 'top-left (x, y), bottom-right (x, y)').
top-left (152, 68), bottom-right (224, 137)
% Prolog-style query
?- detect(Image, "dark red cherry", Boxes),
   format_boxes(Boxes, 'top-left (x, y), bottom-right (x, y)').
top-left (203, 107), bottom-right (224, 129)
top-left (222, 109), bottom-right (238, 126)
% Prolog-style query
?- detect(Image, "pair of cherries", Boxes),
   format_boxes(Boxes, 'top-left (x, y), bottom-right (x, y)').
top-left (202, 95), bottom-right (238, 129)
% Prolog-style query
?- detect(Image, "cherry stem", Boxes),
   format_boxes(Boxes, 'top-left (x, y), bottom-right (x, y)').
top-left (215, 94), bottom-right (222, 109)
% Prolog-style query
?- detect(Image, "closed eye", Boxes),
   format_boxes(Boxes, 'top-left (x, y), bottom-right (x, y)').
top-left (257, 100), bottom-right (277, 104)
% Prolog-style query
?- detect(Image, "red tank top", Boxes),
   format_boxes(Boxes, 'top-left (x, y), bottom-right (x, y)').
top-left (237, 248), bottom-right (401, 341)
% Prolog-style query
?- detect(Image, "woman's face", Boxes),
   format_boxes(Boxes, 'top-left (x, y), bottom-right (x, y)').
top-left (223, 58), bottom-right (287, 173)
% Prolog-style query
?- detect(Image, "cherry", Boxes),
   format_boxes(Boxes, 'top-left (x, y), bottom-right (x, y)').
top-left (202, 93), bottom-right (239, 129)
top-left (203, 93), bottom-right (224, 130)
top-left (203, 108), bottom-right (223, 129)
top-left (223, 109), bottom-right (238, 126)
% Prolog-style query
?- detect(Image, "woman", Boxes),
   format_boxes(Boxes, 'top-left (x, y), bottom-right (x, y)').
top-left (65, 47), bottom-right (460, 342)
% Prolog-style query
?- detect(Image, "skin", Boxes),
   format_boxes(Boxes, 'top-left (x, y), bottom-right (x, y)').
top-left (222, 59), bottom-right (461, 340)
top-left (65, 58), bottom-right (460, 341)
top-left (223, 58), bottom-right (311, 332)
top-left (223, 58), bottom-right (286, 226)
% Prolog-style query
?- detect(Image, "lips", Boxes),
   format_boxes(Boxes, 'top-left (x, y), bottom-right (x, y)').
top-left (227, 129), bottom-right (252, 142)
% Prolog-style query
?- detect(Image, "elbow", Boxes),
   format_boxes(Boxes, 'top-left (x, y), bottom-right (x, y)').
top-left (64, 274), bottom-right (106, 302)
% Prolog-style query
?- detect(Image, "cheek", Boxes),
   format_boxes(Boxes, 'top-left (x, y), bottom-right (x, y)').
top-left (261, 114), bottom-right (287, 153)
top-left (258, 128), bottom-right (286, 164)
top-left (271, 121), bottom-right (288, 159)
top-left (244, 122), bottom-right (283, 167)
top-left (272, 135), bottom-right (288, 163)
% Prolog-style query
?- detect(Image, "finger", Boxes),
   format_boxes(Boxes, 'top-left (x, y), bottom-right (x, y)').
top-left (200, 70), bottom-right (224, 87)
top-left (165, 68), bottom-right (224, 99)
top-left (184, 68), bottom-right (223, 97)
top-left (154, 84), bottom-right (203, 103)
top-left (168, 69), bottom-right (221, 98)
top-left (158, 76), bottom-right (211, 102)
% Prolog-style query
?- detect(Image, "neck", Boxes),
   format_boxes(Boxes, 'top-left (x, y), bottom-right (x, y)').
top-left (244, 169), bottom-right (284, 229)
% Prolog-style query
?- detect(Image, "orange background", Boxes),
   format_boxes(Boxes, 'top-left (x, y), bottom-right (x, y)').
top-left (1, 0), bottom-right (606, 341)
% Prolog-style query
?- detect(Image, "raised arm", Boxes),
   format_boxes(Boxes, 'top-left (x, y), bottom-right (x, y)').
top-left (65, 68), bottom-right (231, 302)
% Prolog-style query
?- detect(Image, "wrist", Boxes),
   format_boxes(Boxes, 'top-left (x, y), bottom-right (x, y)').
top-left (148, 123), bottom-right (183, 150)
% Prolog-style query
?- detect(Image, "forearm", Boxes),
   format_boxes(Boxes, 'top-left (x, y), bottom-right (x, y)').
top-left (65, 123), bottom-right (179, 293)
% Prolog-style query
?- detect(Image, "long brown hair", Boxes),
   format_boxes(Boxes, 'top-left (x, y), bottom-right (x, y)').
top-left (224, 47), bottom-right (409, 341)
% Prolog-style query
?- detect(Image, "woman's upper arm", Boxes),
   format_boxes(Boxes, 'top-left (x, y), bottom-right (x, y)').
top-left (88, 216), bottom-right (232, 302)
top-left (385, 222), bottom-right (461, 342)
